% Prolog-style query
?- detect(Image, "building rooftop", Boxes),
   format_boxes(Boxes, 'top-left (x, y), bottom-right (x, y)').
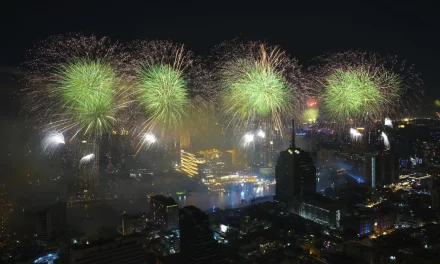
top-left (181, 205), bottom-right (207, 218)
top-left (297, 193), bottom-right (339, 206)
top-left (150, 195), bottom-right (178, 206)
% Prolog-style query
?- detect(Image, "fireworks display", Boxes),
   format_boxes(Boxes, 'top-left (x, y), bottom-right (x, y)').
top-left (24, 34), bottom-right (130, 141)
top-left (257, 129), bottom-right (266, 138)
top-left (240, 132), bottom-right (255, 149)
top-left (350, 128), bottom-right (362, 141)
top-left (128, 40), bottom-right (209, 138)
top-left (79, 153), bottom-right (95, 165)
top-left (41, 131), bottom-right (65, 155)
top-left (302, 108), bottom-right (319, 123)
top-left (22, 35), bottom-right (424, 172)
top-left (216, 42), bottom-right (300, 133)
top-left (313, 51), bottom-right (421, 125)
top-left (384, 117), bottom-right (393, 128)
top-left (381, 131), bottom-right (390, 149)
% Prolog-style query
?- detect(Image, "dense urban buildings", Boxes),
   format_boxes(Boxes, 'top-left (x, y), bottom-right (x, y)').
top-left (4, 6), bottom-right (440, 264)
top-left (118, 213), bottom-right (147, 236)
top-left (70, 236), bottom-right (145, 264)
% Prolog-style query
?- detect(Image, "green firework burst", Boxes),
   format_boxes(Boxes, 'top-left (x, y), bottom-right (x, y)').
top-left (323, 68), bottom-right (400, 122)
top-left (220, 58), bottom-right (293, 128)
top-left (137, 63), bottom-right (190, 132)
top-left (54, 59), bottom-right (118, 136)
top-left (302, 108), bottom-right (319, 123)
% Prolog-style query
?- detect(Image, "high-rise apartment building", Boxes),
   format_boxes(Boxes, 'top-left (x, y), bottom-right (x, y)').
top-left (364, 151), bottom-right (398, 188)
top-left (36, 202), bottom-right (67, 241)
top-left (275, 120), bottom-right (316, 210)
top-left (70, 235), bottom-right (144, 264)
top-left (179, 206), bottom-right (224, 264)
top-left (150, 195), bottom-right (179, 231)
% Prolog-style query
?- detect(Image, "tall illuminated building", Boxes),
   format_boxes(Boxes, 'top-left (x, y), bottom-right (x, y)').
top-left (365, 151), bottom-right (398, 188)
top-left (253, 127), bottom-right (281, 167)
top-left (275, 119), bottom-right (316, 210)
top-left (71, 139), bottom-right (100, 197)
top-left (0, 186), bottom-right (8, 237)
top-left (181, 150), bottom-right (198, 177)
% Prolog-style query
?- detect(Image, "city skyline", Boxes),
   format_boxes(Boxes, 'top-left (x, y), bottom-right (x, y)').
top-left (1, 5), bottom-right (440, 264)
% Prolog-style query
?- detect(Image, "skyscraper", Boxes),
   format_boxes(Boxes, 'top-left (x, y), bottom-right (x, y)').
top-left (179, 206), bottom-right (224, 264)
top-left (36, 202), bottom-right (67, 241)
top-left (150, 195), bottom-right (179, 231)
top-left (364, 151), bottom-right (398, 188)
top-left (275, 119), bottom-right (317, 210)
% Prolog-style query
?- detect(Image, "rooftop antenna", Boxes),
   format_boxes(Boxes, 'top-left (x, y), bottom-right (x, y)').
top-left (290, 118), bottom-right (295, 149)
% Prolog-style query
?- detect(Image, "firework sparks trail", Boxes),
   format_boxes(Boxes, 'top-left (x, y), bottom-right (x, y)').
top-left (350, 128), bottom-right (362, 141)
top-left (257, 129), bottom-right (265, 138)
top-left (142, 132), bottom-right (157, 145)
top-left (215, 41), bottom-right (305, 135)
top-left (381, 131), bottom-right (390, 149)
top-left (311, 51), bottom-right (423, 126)
top-left (302, 108), bottom-right (319, 123)
top-left (240, 132), bottom-right (255, 149)
top-left (128, 40), bottom-right (213, 142)
top-left (23, 34), bottom-right (131, 142)
top-left (384, 117), bottom-right (393, 128)
top-left (80, 153), bottom-right (95, 165)
top-left (41, 131), bottom-right (65, 155)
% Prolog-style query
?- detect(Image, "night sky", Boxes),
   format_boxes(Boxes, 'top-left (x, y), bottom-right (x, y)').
top-left (0, 2), bottom-right (438, 184)
top-left (2, 2), bottom-right (439, 97)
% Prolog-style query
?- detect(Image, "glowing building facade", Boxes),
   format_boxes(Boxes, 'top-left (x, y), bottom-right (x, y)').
top-left (181, 150), bottom-right (199, 177)
top-left (292, 195), bottom-right (343, 228)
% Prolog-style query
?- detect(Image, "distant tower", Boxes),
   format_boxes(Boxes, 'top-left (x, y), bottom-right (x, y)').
top-left (275, 119), bottom-right (316, 211)
top-left (291, 118), bottom-right (295, 149)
